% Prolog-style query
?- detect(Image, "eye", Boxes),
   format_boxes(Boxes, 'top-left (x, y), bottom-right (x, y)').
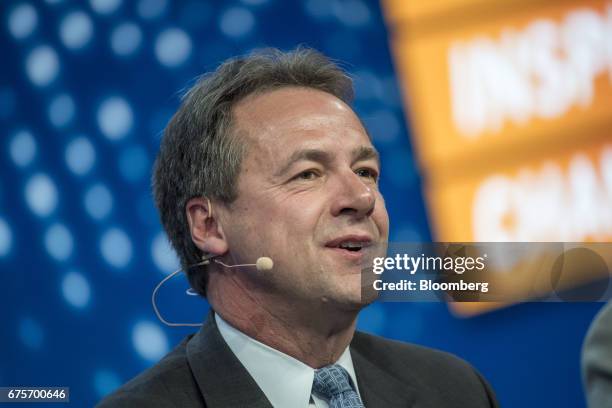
top-left (355, 168), bottom-right (379, 181)
top-left (294, 169), bottom-right (320, 181)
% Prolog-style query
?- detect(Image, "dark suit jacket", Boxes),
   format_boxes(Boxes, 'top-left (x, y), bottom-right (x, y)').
top-left (97, 312), bottom-right (498, 407)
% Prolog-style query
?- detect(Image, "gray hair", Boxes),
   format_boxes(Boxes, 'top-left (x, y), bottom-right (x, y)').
top-left (152, 47), bottom-right (355, 297)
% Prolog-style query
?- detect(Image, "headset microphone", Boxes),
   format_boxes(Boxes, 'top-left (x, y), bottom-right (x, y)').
top-left (152, 254), bottom-right (274, 327)
top-left (214, 256), bottom-right (274, 271)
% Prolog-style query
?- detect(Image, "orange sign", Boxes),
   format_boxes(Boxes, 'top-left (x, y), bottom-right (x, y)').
top-left (428, 140), bottom-right (612, 241)
top-left (387, 0), bottom-right (612, 179)
top-left (382, 0), bottom-right (612, 315)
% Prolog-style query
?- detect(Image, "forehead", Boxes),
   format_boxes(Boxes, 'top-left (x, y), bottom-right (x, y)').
top-left (232, 87), bottom-right (371, 151)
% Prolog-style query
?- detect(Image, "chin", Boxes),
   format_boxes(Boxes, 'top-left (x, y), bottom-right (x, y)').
top-left (335, 297), bottom-right (370, 313)
top-left (321, 287), bottom-right (373, 312)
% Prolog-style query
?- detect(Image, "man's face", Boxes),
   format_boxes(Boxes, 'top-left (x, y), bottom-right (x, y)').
top-left (217, 87), bottom-right (389, 310)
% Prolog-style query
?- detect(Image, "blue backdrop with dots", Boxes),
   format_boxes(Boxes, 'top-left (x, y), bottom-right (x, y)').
top-left (0, 0), bottom-right (604, 407)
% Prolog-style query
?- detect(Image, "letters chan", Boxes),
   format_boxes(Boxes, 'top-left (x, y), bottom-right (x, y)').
top-left (390, 0), bottom-right (612, 172)
top-left (429, 141), bottom-right (612, 241)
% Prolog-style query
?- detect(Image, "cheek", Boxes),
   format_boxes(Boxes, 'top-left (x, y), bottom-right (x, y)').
top-left (260, 202), bottom-right (323, 274)
top-left (269, 194), bottom-right (321, 230)
top-left (221, 200), bottom-right (270, 257)
top-left (374, 197), bottom-right (390, 236)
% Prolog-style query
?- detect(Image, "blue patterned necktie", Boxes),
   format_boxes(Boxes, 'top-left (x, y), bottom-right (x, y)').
top-left (312, 364), bottom-right (365, 408)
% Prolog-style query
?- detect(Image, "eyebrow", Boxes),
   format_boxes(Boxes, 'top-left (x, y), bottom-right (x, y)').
top-left (274, 146), bottom-right (381, 177)
top-left (353, 146), bottom-right (380, 168)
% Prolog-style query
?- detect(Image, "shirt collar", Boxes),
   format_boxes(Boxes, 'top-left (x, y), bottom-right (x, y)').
top-left (215, 313), bottom-right (360, 408)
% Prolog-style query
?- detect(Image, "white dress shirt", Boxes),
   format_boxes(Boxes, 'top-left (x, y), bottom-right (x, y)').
top-left (215, 313), bottom-right (362, 408)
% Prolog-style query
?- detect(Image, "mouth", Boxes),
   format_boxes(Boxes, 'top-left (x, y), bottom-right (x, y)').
top-left (325, 235), bottom-right (373, 259)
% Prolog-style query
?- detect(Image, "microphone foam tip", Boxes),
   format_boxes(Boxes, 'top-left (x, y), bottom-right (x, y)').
top-left (256, 257), bottom-right (274, 271)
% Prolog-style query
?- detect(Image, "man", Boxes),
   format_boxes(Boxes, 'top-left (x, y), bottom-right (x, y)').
top-left (97, 48), bottom-right (498, 407)
top-left (582, 301), bottom-right (612, 407)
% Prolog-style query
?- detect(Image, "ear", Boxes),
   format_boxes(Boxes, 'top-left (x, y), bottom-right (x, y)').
top-left (186, 197), bottom-right (229, 256)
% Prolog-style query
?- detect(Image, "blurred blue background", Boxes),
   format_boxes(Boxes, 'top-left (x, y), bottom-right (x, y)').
top-left (0, 0), bottom-right (604, 406)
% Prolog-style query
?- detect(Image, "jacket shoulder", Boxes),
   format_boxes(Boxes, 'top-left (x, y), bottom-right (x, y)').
top-left (353, 331), bottom-right (498, 407)
top-left (95, 335), bottom-right (205, 408)
top-left (354, 330), bottom-right (475, 373)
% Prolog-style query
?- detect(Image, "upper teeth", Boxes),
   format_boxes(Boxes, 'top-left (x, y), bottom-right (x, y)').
top-left (340, 242), bottom-right (362, 248)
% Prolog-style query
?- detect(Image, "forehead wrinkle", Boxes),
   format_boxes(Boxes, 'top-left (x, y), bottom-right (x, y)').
top-left (233, 87), bottom-right (366, 142)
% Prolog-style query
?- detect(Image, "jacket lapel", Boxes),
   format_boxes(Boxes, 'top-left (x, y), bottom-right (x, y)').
top-left (351, 336), bottom-right (417, 407)
top-left (185, 313), bottom-right (417, 407)
top-left (186, 311), bottom-right (273, 408)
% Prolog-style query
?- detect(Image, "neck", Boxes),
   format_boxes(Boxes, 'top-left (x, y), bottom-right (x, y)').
top-left (207, 273), bottom-right (359, 368)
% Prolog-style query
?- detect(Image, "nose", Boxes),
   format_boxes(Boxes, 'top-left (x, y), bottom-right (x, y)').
top-left (330, 170), bottom-right (376, 219)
